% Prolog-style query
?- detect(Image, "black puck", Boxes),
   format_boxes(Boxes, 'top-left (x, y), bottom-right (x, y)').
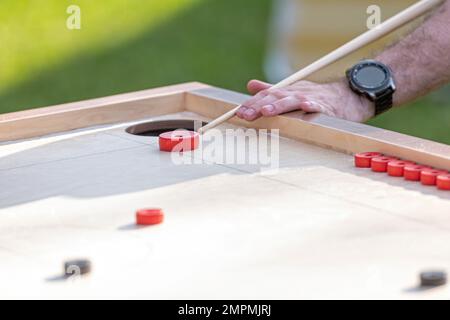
top-left (64, 259), bottom-right (92, 277)
top-left (420, 271), bottom-right (447, 287)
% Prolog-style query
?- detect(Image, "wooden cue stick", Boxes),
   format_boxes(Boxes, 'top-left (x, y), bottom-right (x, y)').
top-left (198, 0), bottom-right (443, 134)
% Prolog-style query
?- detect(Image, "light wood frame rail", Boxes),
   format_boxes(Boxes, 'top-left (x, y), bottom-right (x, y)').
top-left (1, 82), bottom-right (449, 170)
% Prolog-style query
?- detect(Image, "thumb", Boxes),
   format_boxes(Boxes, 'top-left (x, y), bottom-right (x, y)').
top-left (247, 80), bottom-right (272, 95)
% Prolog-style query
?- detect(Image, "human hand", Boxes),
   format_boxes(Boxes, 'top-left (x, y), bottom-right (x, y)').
top-left (236, 79), bottom-right (375, 123)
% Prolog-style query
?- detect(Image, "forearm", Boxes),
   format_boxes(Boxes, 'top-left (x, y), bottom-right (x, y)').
top-left (238, 1), bottom-right (450, 123)
top-left (376, 0), bottom-right (450, 107)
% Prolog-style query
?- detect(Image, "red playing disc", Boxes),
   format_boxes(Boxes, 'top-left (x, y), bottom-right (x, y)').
top-left (404, 165), bottom-right (431, 181)
top-left (136, 208), bottom-right (164, 226)
top-left (387, 160), bottom-right (416, 177)
top-left (354, 152), bottom-right (384, 168)
top-left (437, 174), bottom-right (450, 191)
top-left (371, 156), bottom-right (397, 173)
top-left (421, 169), bottom-right (448, 186)
top-left (159, 130), bottom-right (199, 152)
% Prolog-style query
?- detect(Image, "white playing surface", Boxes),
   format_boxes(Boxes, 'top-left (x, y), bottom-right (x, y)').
top-left (1, 112), bottom-right (449, 299)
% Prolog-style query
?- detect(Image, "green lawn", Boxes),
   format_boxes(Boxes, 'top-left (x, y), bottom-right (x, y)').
top-left (0, 0), bottom-right (448, 144)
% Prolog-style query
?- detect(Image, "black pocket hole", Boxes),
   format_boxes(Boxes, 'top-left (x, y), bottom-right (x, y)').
top-left (126, 120), bottom-right (208, 137)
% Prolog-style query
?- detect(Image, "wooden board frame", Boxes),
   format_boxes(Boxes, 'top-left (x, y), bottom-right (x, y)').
top-left (1, 82), bottom-right (449, 170)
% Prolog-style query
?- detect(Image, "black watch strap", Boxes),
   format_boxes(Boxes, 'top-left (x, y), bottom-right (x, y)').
top-left (374, 88), bottom-right (394, 116)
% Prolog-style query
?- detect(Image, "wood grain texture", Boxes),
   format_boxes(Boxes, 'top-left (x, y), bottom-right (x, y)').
top-left (0, 82), bottom-right (209, 142)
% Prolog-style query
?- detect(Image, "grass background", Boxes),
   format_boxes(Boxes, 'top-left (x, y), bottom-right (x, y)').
top-left (0, 0), bottom-right (448, 144)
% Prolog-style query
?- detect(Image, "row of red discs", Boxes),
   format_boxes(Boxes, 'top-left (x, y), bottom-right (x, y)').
top-left (354, 152), bottom-right (450, 191)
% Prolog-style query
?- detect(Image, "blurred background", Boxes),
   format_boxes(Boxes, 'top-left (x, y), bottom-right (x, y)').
top-left (0, 0), bottom-right (448, 143)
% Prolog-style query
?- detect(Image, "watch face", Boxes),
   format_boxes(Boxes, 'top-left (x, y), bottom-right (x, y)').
top-left (353, 63), bottom-right (389, 89)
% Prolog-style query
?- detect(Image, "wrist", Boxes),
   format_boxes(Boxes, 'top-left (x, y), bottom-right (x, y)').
top-left (335, 79), bottom-right (376, 122)
top-left (357, 93), bottom-right (376, 121)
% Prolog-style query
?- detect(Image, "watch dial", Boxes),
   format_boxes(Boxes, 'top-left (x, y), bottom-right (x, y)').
top-left (355, 65), bottom-right (387, 89)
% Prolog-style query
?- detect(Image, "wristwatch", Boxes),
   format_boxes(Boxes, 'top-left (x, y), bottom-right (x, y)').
top-left (346, 60), bottom-right (396, 116)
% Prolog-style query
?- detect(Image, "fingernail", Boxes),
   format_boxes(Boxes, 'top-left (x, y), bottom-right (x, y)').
top-left (245, 109), bottom-right (255, 117)
top-left (262, 105), bottom-right (275, 113)
top-left (303, 101), bottom-right (313, 109)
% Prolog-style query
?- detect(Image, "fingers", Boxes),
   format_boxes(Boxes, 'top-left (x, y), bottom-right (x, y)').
top-left (259, 97), bottom-right (326, 117)
top-left (299, 101), bottom-right (326, 113)
top-left (260, 96), bottom-right (305, 117)
top-left (247, 80), bottom-right (272, 95)
top-left (236, 106), bottom-right (260, 121)
top-left (237, 90), bottom-right (271, 121)
top-left (237, 80), bottom-right (327, 121)
top-left (237, 98), bottom-right (325, 121)
top-left (238, 94), bottom-right (278, 121)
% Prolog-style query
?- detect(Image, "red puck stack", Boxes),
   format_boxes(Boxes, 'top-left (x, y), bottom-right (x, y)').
top-left (354, 152), bottom-right (448, 191)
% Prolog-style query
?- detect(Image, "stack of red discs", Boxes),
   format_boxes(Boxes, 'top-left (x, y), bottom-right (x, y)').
top-left (437, 174), bottom-right (450, 191)
top-left (136, 208), bottom-right (164, 226)
top-left (371, 156), bottom-right (398, 173)
top-left (159, 130), bottom-right (199, 152)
